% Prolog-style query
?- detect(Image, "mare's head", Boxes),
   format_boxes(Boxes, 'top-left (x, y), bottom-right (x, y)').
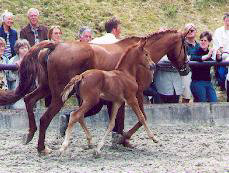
top-left (144, 30), bottom-right (190, 76)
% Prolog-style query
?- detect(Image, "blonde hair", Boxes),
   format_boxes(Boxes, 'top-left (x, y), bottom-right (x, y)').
top-left (1, 10), bottom-right (13, 23)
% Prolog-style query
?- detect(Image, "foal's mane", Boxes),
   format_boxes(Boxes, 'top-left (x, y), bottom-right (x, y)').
top-left (115, 43), bottom-right (139, 70)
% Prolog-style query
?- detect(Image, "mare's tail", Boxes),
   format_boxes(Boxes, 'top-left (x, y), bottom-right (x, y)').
top-left (0, 40), bottom-right (56, 105)
top-left (61, 74), bottom-right (83, 102)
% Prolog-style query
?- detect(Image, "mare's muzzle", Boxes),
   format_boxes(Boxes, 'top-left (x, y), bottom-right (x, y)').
top-left (178, 63), bottom-right (190, 76)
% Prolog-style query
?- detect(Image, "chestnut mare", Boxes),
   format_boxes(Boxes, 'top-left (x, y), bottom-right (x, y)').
top-left (60, 40), bottom-right (157, 156)
top-left (0, 30), bottom-right (190, 155)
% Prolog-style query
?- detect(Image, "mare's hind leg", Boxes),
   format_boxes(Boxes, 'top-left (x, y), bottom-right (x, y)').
top-left (95, 102), bottom-right (122, 156)
top-left (60, 99), bottom-right (99, 154)
top-left (127, 97), bottom-right (158, 143)
top-left (38, 96), bottom-right (63, 155)
top-left (23, 86), bottom-right (50, 144)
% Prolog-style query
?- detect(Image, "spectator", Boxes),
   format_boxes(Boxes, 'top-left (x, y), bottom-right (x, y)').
top-left (78, 27), bottom-right (93, 42)
top-left (90, 17), bottom-right (121, 44)
top-left (182, 23), bottom-right (199, 103)
top-left (7, 39), bottom-right (30, 109)
top-left (154, 55), bottom-right (184, 103)
top-left (0, 37), bottom-right (8, 91)
top-left (190, 31), bottom-right (217, 102)
top-left (213, 12), bottom-right (229, 100)
top-left (48, 25), bottom-right (63, 43)
top-left (0, 10), bottom-right (18, 59)
top-left (20, 8), bottom-right (48, 46)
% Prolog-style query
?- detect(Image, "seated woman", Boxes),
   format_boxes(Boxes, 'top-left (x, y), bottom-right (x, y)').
top-left (190, 31), bottom-right (217, 102)
top-left (7, 39), bottom-right (30, 109)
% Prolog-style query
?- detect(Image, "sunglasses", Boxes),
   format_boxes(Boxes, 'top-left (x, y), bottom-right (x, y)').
top-left (189, 29), bottom-right (195, 33)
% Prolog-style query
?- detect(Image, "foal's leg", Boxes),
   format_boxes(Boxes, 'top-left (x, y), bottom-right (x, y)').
top-left (23, 86), bottom-right (49, 144)
top-left (78, 116), bottom-right (93, 148)
top-left (60, 99), bottom-right (98, 154)
top-left (127, 97), bottom-right (158, 143)
top-left (95, 102), bottom-right (122, 156)
top-left (123, 91), bottom-right (145, 140)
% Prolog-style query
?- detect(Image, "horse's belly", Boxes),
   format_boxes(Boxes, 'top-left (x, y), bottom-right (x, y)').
top-left (100, 91), bottom-right (125, 102)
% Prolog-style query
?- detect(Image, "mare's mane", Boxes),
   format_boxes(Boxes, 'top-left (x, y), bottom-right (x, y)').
top-left (118, 29), bottom-right (178, 44)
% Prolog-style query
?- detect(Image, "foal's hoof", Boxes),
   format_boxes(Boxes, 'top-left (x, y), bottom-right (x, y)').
top-left (59, 146), bottom-right (67, 155)
top-left (93, 150), bottom-right (101, 158)
top-left (22, 132), bottom-right (35, 145)
top-left (39, 147), bottom-right (52, 156)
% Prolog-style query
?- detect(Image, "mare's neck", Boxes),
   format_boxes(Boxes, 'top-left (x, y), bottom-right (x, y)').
top-left (145, 32), bottom-right (180, 63)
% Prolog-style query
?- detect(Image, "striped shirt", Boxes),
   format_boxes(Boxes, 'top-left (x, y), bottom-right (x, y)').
top-left (3, 32), bottom-right (12, 59)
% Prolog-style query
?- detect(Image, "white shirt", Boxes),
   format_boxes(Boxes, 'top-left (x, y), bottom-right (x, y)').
top-left (154, 56), bottom-right (184, 96)
top-left (90, 33), bottom-right (119, 44)
top-left (213, 26), bottom-right (229, 80)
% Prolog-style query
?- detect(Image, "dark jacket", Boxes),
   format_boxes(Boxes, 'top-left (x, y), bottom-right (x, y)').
top-left (20, 24), bottom-right (48, 46)
top-left (0, 25), bottom-right (18, 57)
top-left (190, 47), bottom-right (213, 81)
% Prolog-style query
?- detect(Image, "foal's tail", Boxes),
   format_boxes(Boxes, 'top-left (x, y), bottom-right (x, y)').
top-left (62, 74), bottom-right (83, 102)
top-left (0, 40), bottom-right (56, 105)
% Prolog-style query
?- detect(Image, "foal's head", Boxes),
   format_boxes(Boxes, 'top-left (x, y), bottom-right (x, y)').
top-left (115, 39), bottom-right (155, 71)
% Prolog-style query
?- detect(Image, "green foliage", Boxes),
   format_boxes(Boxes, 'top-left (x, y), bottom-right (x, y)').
top-left (195, 0), bottom-right (228, 9)
top-left (0, 0), bottom-right (228, 39)
top-left (161, 3), bottom-right (178, 18)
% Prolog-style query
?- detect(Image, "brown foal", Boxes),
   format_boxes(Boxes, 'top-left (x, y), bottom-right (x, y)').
top-left (60, 40), bottom-right (157, 155)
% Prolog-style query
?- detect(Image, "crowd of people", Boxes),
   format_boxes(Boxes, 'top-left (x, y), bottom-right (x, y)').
top-left (0, 8), bottom-right (229, 110)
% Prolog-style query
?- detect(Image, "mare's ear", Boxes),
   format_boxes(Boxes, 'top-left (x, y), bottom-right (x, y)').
top-left (138, 39), bottom-right (147, 51)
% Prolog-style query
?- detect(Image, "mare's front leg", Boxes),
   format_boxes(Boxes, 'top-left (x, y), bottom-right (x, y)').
top-left (38, 96), bottom-right (63, 155)
top-left (127, 97), bottom-right (158, 143)
top-left (23, 86), bottom-right (50, 144)
top-left (95, 102), bottom-right (122, 156)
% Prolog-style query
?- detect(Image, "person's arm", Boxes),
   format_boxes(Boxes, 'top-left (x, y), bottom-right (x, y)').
top-left (190, 53), bottom-right (203, 62)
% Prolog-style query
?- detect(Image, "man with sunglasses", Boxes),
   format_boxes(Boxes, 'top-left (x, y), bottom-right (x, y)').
top-left (213, 12), bottom-right (229, 100)
top-left (181, 23), bottom-right (199, 103)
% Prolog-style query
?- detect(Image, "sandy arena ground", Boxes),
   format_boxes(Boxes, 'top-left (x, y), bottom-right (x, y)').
top-left (0, 124), bottom-right (229, 173)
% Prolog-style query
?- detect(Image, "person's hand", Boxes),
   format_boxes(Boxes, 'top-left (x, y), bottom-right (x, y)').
top-left (15, 59), bottom-right (22, 67)
top-left (208, 48), bottom-right (214, 58)
top-left (216, 48), bottom-right (222, 61)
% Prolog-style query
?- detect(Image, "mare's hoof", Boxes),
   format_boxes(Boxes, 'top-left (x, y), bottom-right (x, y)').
top-left (88, 144), bottom-right (94, 149)
top-left (22, 132), bottom-right (35, 145)
top-left (93, 150), bottom-right (101, 158)
top-left (82, 144), bottom-right (94, 150)
top-left (153, 138), bottom-right (159, 143)
top-left (122, 139), bottom-right (136, 148)
top-left (39, 147), bottom-right (52, 156)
